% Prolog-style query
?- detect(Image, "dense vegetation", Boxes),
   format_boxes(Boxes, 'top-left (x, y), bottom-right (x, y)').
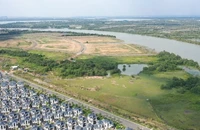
top-left (161, 77), bottom-right (200, 94)
top-left (62, 32), bottom-right (116, 38)
top-left (59, 58), bottom-right (120, 77)
top-left (0, 49), bottom-right (58, 72)
top-left (0, 30), bottom-right (116, 39)
top-left (143, 51), bottom-right (199, 74)
top-left (0, 49), bottom-right (120, 77)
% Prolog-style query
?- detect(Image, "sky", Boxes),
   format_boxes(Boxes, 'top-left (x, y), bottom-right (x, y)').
top-left (0, 0), bottom-right (199, 17)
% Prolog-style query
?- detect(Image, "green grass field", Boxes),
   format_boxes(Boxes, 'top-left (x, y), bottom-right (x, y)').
top-left (39, 70), bottom-right (190, 129)
top-left (15, 70), bottom-right (193, 129)
top-left (78, 55), bottom-right (157, 64)
top-left (28, 50), bottom-right (71, 61)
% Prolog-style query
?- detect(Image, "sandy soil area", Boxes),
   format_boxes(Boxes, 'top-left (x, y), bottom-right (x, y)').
top-left (0, 33), bottom-right (151, 56)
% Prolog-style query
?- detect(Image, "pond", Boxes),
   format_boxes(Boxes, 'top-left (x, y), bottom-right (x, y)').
top-left (118, 64), bottom-right (148, 76)
top-left (181, 66), bottom-right (200, 77)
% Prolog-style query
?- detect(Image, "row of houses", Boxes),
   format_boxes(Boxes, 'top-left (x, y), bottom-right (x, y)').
top-left (0, 73), bottom-right (114, 130)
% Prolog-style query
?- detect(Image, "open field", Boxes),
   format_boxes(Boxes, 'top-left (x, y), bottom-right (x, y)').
top-left (78, 55), bottom-right (158, 64)
top-left (0, 33), bottom-right (155, 57)
top-left (13, 69), bottom-right (194, 129)
top-left (67, 36), bottom-right (122, 43)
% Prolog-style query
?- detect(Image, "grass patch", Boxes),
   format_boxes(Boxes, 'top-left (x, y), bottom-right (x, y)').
top-left (17, 41), bottom-right (32, 46)
top-left (28, 50), bottom-right (71, 61)
top-left (151, 93), bottom-right (200, 129)
top-left (78, 55), bottom-right (157, 64)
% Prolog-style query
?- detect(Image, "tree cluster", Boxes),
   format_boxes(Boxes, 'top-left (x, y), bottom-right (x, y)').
top-left (0, 49), bottom-right (120, 77)
top-left (161, 77), bottom-right (200, 95)
top-left (143, 51), bottom-right (199, 74)
top-left (59, 57), bottom-right (119, 77)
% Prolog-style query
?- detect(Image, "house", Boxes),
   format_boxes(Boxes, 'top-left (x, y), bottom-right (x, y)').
top-left (31, 95), bottom-right (39, 101)
top-left (11, 99), bottom-right (21, 112)
top-left (67, 122), bottom-right (73, 130)
top-left (1, 81), bottom-right (9, 90)
top-left (41, 98), bottom-right (49, 106)
top-left (32, 115), bottom-right (42, 125)
top-left (32, 100), bottom-right (41, 108)
top-left (74, 125), bottom-right (82, 130)
top-left (55, 120), bottom-right (67, 130)
top-left (43, 113), bottom-right (54, 122)
top-left (20, 110), bottom-right (31, 120)
top-left (1, 105), bottom-right (11, 114)
top-left (11, 89), bottom-right (20, 99)
top-left (43, 122), bottom-right (55, 130)
top-left (93, 124), bottom-right (100, 130)
top-left (21, 97), bottom-right (31, 104)
top-left (51, 104), bottom-right (61, 114)
top-left (83, 123), bottom-right (93, 130)
top-left (73, 108), bottom-right (82, 117)
top-left (30, 108), bottom-right (41, 118)
top-left (96, 120), bottom-right (104, 130)
top-left (50, 97), bottom-right (59, 105)
top-left (54, 110), bottom-right (63, 120)
top-left (20, 117), bottom-right (32, 128)
top-left (8, 112), bottom-right (19, 121)
top-left (0, 121), bottom-right (7, 130)
top-left (31, 125), bottom-right (43, 130)
top-left (21, 102), bottom-right (31, 110)
top-left (29, 90), bottom-right (37, 97)
top-left (0, 113), bottom-right (7, 122)
top-left (9, 80), bottom-right (17, 89)
top-left (77, 115), bottom-right (87, 127)
top-left (41, 106), bottom-right (51, 115)
top-left (67, 117), bottom-right (76, 128)
top-left (63, 109), bottom-right (73, 118)
top-left (39, 94), bottom-right (47, 101)
top-left (17, 81), bottom-right (24, 89)
top-left (21, 90), bottom-right (29, 98)
top-left (102, 119), bottom-right (114, 129)
top-left (1, 95), bottom-right (10, 100)
top-left (1, 99), bottom-right (10, 106)
top-left (2, 76), bottom-right (10, 82)
top-left (87, 113), bottom-right (97, 124)
top-left (11, 105), bottom-right (21, 112)
top-left (61, 102), bottom-right (71, 111)
top-left (8, 119), bottom-right (19, 129)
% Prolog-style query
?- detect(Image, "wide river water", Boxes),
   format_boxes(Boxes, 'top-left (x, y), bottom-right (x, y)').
top-left (2, 27), bottom-right (200, 64)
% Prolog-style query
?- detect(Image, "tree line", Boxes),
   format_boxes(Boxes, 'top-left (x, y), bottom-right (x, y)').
top-left (0, 49), bottom-right (120, 77)
top-left (142, 51), bottom-right (199, 74)
top-left (161, 77), bottom-right (200, 95)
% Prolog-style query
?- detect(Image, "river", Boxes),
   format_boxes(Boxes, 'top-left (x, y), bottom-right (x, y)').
top-left (1, 27), bottom-right (200, 64)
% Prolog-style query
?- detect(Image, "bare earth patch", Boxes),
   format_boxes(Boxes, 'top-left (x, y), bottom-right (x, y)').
top-left (0, 33), bottom-right (154, 56)
top-left (67, 36), bottom-right (122, 43)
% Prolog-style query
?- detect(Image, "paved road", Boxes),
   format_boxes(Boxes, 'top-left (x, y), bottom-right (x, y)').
top-left (2, 71), bottom-right (150, 130)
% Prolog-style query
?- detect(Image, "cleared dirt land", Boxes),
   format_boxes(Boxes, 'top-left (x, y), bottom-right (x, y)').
top-left (0, 33), bottom-right (154, 56)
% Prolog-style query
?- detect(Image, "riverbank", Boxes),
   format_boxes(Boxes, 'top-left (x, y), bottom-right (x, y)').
top-left (2, 28), bottom-right (200, 64)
